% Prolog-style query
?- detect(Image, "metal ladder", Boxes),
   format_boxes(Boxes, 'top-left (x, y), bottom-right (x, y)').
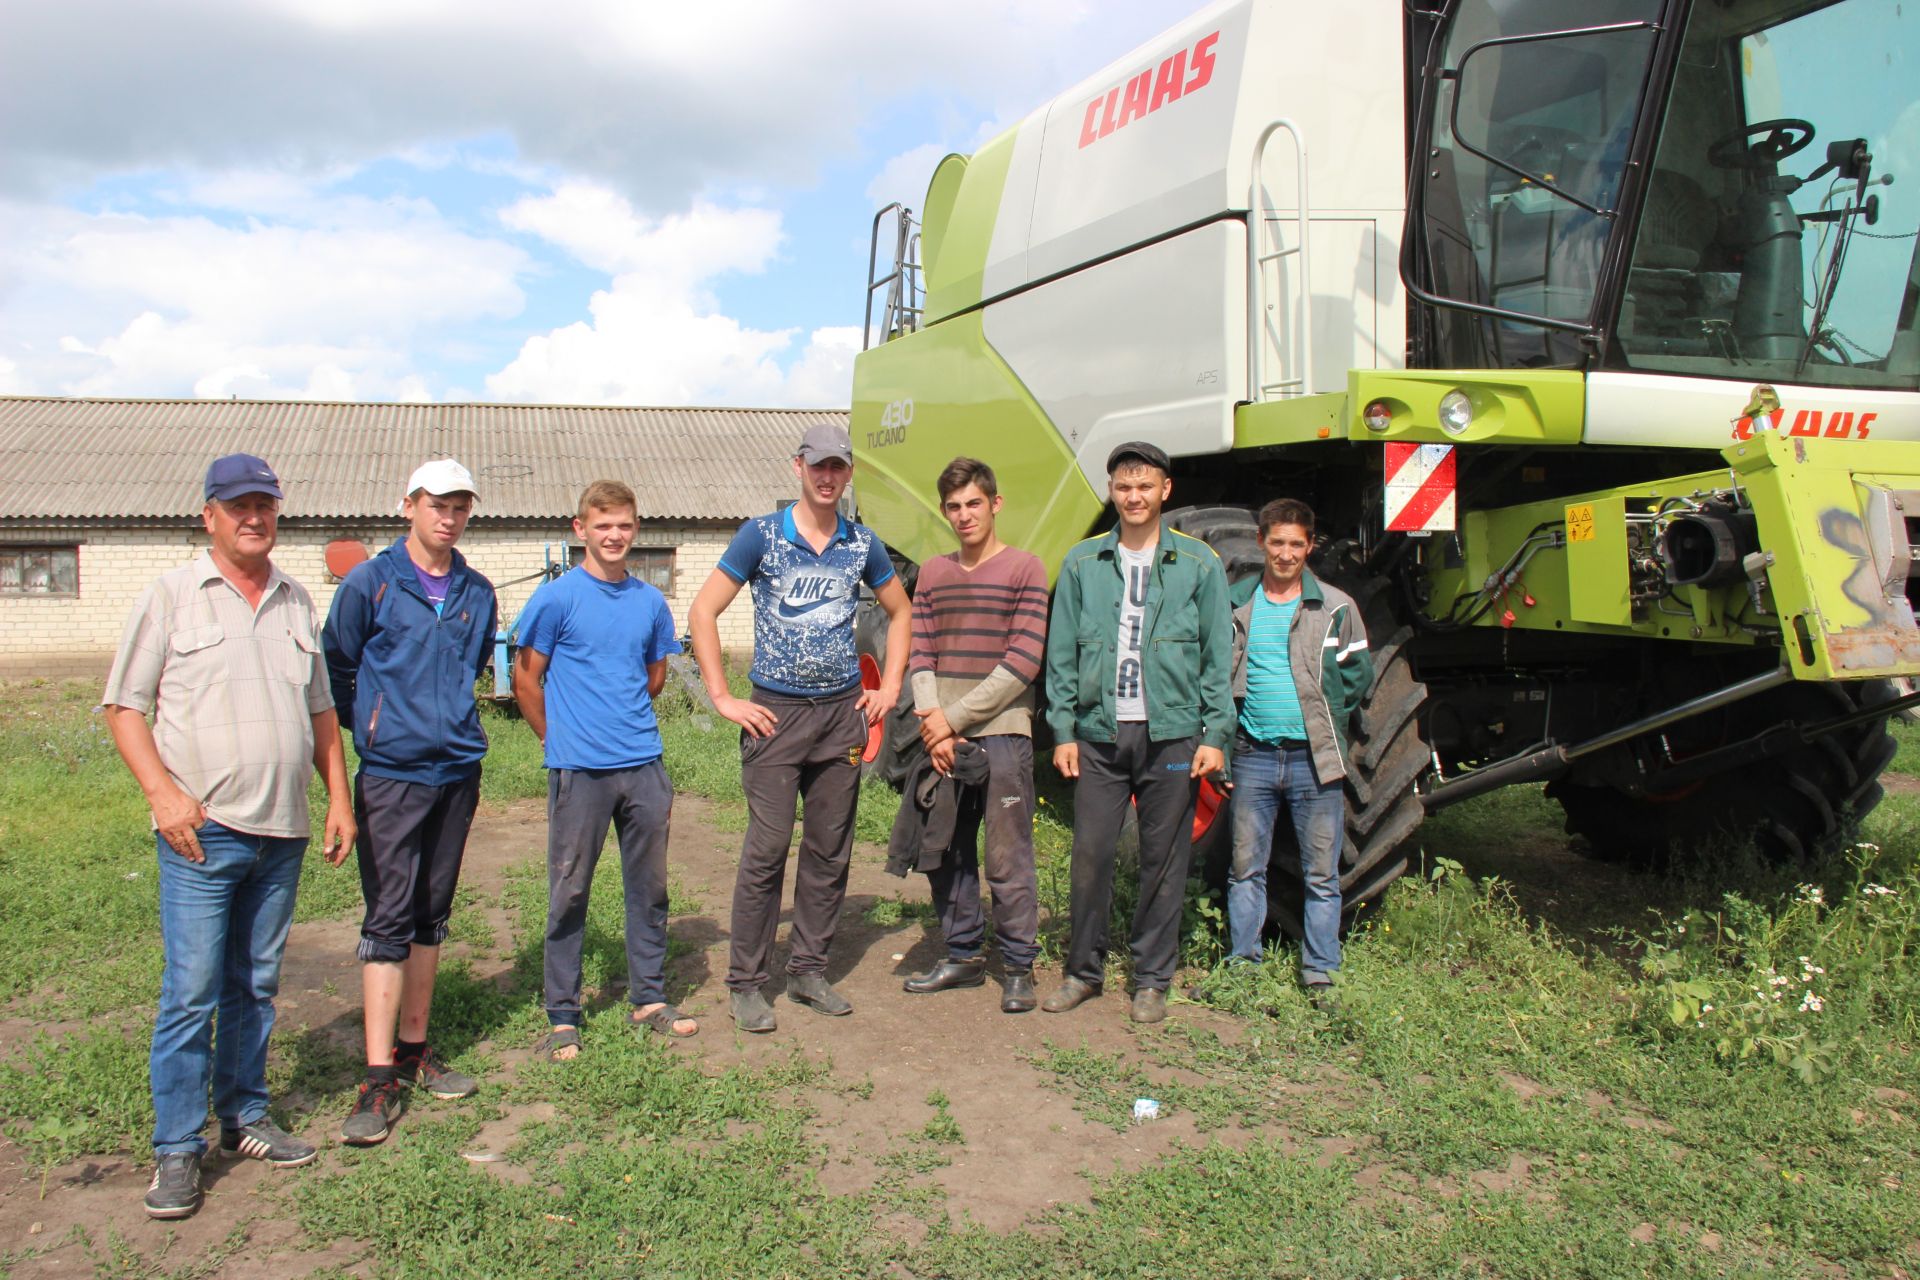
top-left (864, 203), bottom-right (924, 350)
top-left (1247, 119), bottom-right (1314, 400)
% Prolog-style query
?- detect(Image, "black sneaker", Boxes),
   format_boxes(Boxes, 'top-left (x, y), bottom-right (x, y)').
top-left (221, 1117), bottom-right (318, 1167)
top-left (398, 1046), bottom-right (478, 1100)
top-left (144, 1151), bottom-right (202, 1219)
top-left (340, 1078), bottom-right (407, 1146)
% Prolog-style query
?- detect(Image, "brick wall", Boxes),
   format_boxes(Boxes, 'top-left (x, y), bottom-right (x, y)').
top-left (0, 520), bottom-right (761, 676)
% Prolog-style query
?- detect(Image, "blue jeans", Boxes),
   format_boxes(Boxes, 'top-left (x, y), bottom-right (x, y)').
top-left (152, 822), bottom-right (306, 1155)
top-left (1226, 742), bottom-right (1344, 981)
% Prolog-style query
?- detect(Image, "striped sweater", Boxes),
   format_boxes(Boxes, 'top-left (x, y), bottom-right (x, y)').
top-left (908, 547), bottom-right (1050, 738)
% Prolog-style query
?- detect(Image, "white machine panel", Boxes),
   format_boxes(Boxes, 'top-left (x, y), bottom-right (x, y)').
top-left (984, 221), bottom-right (1247, 492)
top-left (1585, 371), bottom-right (1920, 448)
top-left (1017, 0), bottom-right (1405, 287)
top-left (1254, 216), bottom-right (1399, 396)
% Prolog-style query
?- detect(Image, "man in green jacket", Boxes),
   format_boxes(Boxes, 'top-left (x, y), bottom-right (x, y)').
top-left (1041, 442), bottom-right (1234, 1023)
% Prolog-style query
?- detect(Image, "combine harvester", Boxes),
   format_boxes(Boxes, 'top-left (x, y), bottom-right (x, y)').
top-left (852, 0), bottom-right (1920, 926)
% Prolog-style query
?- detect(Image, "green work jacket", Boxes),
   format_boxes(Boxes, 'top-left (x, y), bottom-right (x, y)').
top-left (1043, 525), bottom-right (1235, 751)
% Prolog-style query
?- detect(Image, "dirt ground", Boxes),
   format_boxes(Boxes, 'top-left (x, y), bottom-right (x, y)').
top-left (0, 792), bottom-right (1269, 1276)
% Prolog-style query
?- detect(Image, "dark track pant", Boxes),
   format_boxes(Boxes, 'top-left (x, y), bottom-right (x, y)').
top-left (353, 771), bottom-right (481, 963)
top-left (926, 734), bottom-right (1039, 971)
top-left (727, 688), bottom-right (868, 992)
top-left (544, 761), bottom-right (673, 1024)
top-left (1065, 724), bottom-right (1199, 992)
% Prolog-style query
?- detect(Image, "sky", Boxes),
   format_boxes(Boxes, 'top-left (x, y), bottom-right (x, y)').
top-left (0, 0), bottom-right (1182, 408)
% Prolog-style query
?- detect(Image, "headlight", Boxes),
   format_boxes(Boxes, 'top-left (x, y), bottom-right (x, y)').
top-left (1362, 399), bottom-right (1394, 432)
top-left (1438, 389), bottom-right (1474, 436)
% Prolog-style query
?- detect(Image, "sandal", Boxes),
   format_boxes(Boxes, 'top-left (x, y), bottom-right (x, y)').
top-left (631, 1003), bottom-right (699, 1039)
top-left (536, 1027), bottom-right (582, 1061)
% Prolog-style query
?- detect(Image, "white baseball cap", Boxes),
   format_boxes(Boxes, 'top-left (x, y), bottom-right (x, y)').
top-left (401, 459), bottom-right (478, 512)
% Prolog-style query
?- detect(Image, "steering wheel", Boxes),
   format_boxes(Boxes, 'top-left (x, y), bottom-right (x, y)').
top-left (1708, 118), bottom-right (1815, 170)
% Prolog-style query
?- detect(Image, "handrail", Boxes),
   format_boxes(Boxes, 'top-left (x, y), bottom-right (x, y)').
top-left (863, 203), bottom-right (923, 351)
top-left (1247, 119), bottom-right (1313, 400)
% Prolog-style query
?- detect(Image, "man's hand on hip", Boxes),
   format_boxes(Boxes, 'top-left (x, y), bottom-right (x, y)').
top-left (715, 693), bottom-right (778, 738)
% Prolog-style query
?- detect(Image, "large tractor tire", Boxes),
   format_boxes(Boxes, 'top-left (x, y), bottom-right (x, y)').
top-left (853, 592), bottom-right (920, 789)
top-left (1548, 671), bottom-right (1897, 867)
top-left (1165, 507), bottom-right (1431, 937)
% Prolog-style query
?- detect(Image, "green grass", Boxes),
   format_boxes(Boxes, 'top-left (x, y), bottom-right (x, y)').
top-left (1892, 714), bottom-right (1920, 776)
top-left (5, 678), bottom-right (1920, 1278)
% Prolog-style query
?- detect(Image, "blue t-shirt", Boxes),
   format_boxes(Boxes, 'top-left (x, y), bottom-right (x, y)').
top-left (1240, 592), bottom-right (1305, 742)
top-left (717, 508), bottom-right (895, 697)
top-left (517, 567), bottom-right (682, 770)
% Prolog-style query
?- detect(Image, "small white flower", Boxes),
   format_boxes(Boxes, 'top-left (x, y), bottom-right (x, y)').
top-left (1799, 991), bottom-right (1824, 1013)
top-left (1701, 1003), bottom-right (1714, 1013)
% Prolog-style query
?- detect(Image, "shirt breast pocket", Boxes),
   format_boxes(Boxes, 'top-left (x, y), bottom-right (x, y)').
top-left (283, 625), bottom-right (320, 685)
top-left (168, 624), bottom-right (227, 689)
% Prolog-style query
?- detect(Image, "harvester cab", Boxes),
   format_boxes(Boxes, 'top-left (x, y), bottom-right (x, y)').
top-left (852, 0), bottom-right (1920, 921)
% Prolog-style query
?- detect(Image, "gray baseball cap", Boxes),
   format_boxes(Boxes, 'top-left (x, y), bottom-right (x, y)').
top-left (796, 422), bottom-right (854, 466)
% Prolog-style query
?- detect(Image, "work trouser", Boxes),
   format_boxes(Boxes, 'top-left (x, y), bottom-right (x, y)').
top-left (1064, 723), bottom-right (1199, 992)
top-left (925, 734), bottom-right (1040, 972)
top-left (543, 761), bottom-right (674, 1024)
top-left (354, 770), bottom-right (481, 963)
top-left (727, 687), bottom-right (868, 993)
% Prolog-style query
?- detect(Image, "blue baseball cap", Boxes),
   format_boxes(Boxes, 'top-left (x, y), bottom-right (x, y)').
top-left (204, 453), bottom-right (284, 502)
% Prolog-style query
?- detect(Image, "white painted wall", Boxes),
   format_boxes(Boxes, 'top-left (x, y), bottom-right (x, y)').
top-left (0, 521), bottom-right (759, 675)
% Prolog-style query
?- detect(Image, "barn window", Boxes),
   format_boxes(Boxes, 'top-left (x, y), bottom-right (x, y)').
top-left (0, 546), bottom-right (80, 596)
top-left (568, 545), bottom-right (676, 594)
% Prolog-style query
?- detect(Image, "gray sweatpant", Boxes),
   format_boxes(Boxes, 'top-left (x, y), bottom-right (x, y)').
top-left (544, 761), bottom-right (673, 1024)
top-left (726, 687), bottom-right (868, 992)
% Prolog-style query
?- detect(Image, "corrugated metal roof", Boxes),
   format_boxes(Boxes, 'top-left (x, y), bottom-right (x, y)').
top-left (0, 397), bottom-right (840, 521)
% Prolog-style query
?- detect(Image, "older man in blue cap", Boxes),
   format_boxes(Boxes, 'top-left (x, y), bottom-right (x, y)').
top-left (104, 453), bottom-right (355, 1220)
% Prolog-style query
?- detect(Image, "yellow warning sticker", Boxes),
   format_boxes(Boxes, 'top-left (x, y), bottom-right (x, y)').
top-left (1566, 504), bottom-right (1596, 542)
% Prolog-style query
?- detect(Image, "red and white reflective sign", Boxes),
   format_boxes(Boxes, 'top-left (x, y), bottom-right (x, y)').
top-left (1383, 442), bottom-right (1456, 532)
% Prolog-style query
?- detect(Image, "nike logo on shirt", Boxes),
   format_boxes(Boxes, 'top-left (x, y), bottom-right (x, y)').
top-left (776, 595), bottom-right (841, 619)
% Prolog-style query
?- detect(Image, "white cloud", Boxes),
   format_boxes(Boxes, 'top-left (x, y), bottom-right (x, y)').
top-left (500, 185), bottom-right (780, 289)
top-left (488, 190), bottom-right (856, 407)
top-left (0, 0), bottom-right (1181, 403)
top-left (0, 0), bottom-right (1171, 209)
top-left (0, 190), bottom-right (525, 398)
top-left (866, 144), bottom-right (950, 208)
top-left (779, 327), bottom-right (864, 407)
top-left (0, 355), bottom-right (24, 395)
top-left (55, 311), bottom-right (434, 402)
